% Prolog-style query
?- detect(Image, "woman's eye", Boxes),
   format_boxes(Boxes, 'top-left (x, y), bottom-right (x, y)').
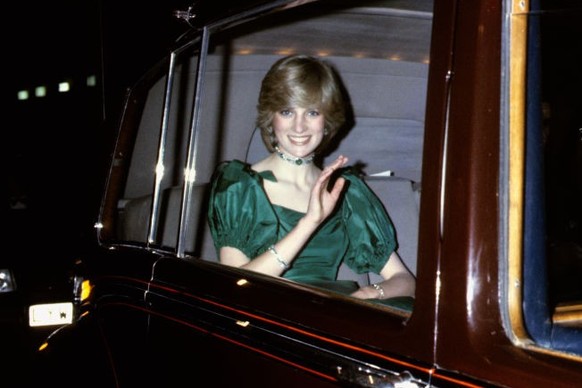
top-left (279, 109), bottom-right (292, 116)
top-left (307, 110), bottom-right (320, 117)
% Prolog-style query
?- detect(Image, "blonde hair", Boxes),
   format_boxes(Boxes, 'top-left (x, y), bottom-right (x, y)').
top-left (256, 55), bottom-right (347, 153)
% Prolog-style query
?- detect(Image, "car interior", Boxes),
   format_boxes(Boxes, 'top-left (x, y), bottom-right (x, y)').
top-left (117, 2), bottom-right (431, 289)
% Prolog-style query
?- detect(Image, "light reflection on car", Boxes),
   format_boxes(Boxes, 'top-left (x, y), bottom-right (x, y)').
top-left (30, 1), bottom-right (581, 387)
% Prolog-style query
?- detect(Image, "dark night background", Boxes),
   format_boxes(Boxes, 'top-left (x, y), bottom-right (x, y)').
top-left (6, 0), bottom-right (193, 248)
top-left (7, 1), bottom-right (190, 229)
top-left (4, 1), bottom-right (190, 384)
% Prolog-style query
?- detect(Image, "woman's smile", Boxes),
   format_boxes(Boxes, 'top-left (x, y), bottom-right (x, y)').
top-left (288, 135), bottom-right (312, 146)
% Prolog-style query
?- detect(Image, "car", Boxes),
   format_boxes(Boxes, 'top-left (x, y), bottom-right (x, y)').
top-left (32, 0), bottom-right (581, 387)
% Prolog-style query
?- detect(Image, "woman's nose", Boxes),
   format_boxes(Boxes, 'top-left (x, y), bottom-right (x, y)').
top-left (293, 116), bottom-right (306, 133)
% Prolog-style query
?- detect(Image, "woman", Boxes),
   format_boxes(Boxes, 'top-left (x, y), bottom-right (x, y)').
top-left (208, 54), bottom-right (415, 301)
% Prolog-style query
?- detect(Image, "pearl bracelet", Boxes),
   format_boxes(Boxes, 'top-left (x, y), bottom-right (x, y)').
top-left (267, 245), bottom-right (289, 269)
top-left (372, 283), bottom-right (385, 299)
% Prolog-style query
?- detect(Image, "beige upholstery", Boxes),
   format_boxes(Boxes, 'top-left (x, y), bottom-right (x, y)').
top-left (122, 184), bottom-right (213, 256)
top-left (121, 55), bottom-right (425, 280)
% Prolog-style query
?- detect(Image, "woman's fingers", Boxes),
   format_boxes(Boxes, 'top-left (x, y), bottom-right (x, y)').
top-left (319, 155), bottom-right (348, 181)
top-left (315, 155), bottom-right (348, 194)
top-left (326, 155), bottom-right (348, 171)
top-left (329, 177), bottom-right (345, 198)
top-left (306, 155), bottom-right (349, 224)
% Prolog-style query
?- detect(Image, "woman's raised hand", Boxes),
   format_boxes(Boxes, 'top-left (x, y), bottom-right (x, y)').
top-left (305, 155), bottom-right (348, 225)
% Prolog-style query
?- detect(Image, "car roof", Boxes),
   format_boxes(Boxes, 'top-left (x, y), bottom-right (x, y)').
top-left (174, 0), bottom-right (433, 63)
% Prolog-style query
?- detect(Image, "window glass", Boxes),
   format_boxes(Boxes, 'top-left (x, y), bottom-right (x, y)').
top-left (107, 45), bottom-right (201, 249)
top-left (523, 0), bottom-right (582, 355)
top-left (539, 3), bottom-right (582, 309)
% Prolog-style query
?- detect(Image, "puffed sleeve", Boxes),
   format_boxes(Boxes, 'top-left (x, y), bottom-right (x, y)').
top-left (207, 160), bottom-right (279, 259)
top-left (341, 171), bottom-right (398, 274)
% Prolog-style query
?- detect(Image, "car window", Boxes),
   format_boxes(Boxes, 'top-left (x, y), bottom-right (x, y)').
top-left (506, 0), bottom-right (582, 356)
top-left (99, 40), bottom-right (202, 249)
top-left (195, 2), bottom-right (430, 308)
top-left (99, 0), bottom-right (432, 315)
top-left (538, 2), bottom-right (582, 322)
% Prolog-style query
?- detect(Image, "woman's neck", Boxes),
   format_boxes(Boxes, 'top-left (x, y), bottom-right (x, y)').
top-left (274, 146), bottom-right (314, 166)
top-left (267, 152), bottom-right (319, 185)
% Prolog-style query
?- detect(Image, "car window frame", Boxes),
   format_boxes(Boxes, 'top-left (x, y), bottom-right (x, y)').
top-left (503, 0), bottom-right (582, 358)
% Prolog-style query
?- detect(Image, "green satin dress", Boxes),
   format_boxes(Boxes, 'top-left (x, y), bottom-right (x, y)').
top-left (207, 159), bottom-right (398, 296)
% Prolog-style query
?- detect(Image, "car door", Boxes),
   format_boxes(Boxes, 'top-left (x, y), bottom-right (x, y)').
top-left (137, 1), bottom-right (440, 386)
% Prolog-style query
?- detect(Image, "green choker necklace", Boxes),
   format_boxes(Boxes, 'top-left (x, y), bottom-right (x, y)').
top-left (274, 146), bottom-right (314, 166)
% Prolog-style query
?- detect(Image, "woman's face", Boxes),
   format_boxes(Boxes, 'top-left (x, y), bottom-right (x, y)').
top-left (272, 106), bottom-right (325, 158)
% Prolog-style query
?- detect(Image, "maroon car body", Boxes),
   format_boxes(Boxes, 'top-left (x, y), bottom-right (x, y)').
top-left (32, 0), bottom-right (581, 387)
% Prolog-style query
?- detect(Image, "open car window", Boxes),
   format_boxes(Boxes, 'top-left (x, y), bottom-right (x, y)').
top-left (99, 0), bottom-right (432, 315)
